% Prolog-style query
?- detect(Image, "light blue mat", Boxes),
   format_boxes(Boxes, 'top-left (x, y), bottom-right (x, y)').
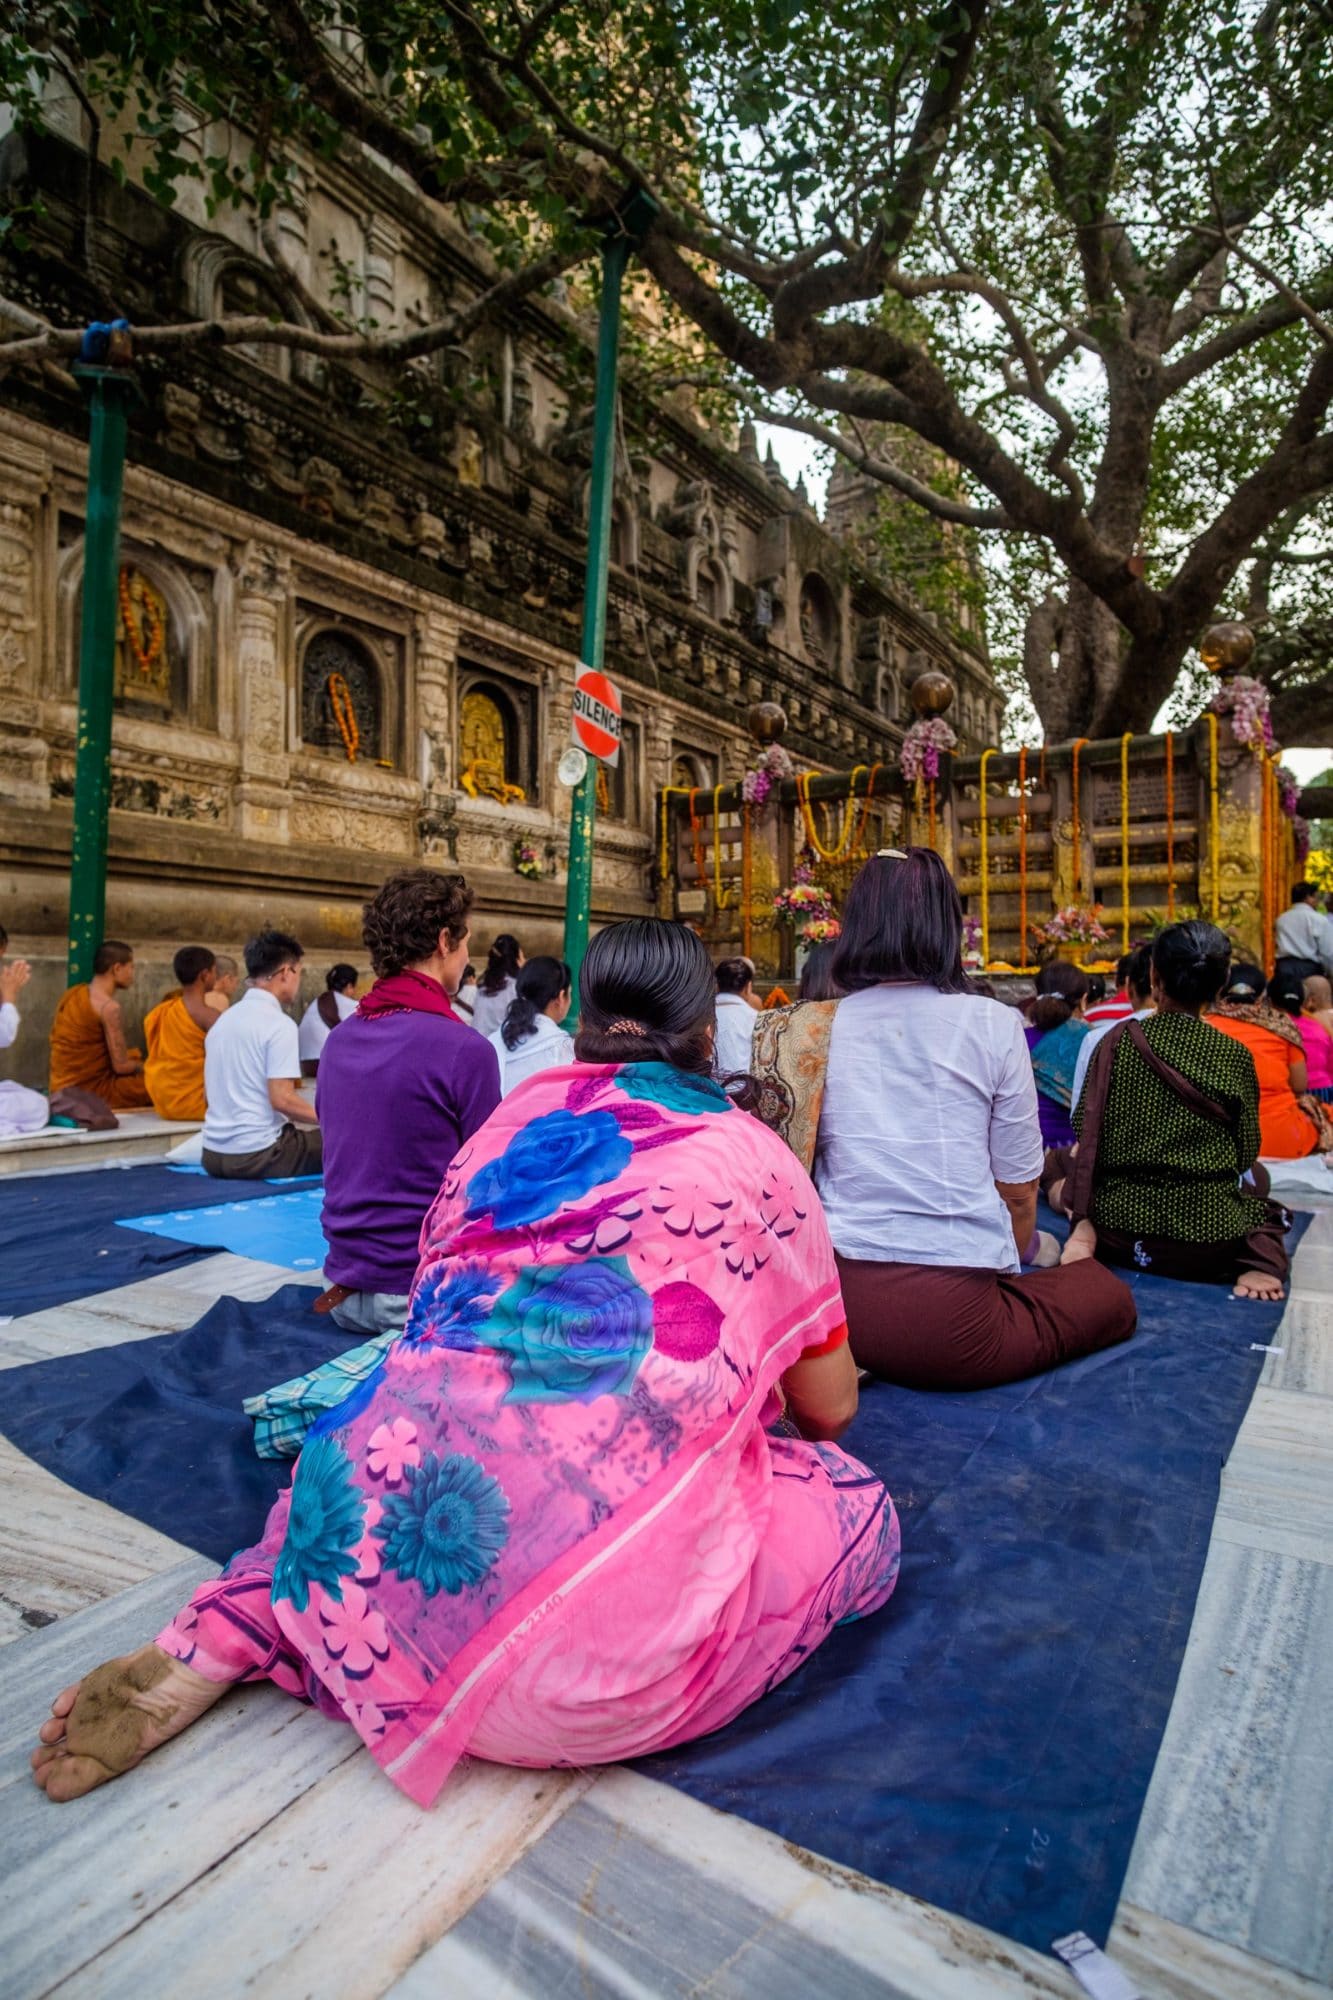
top-left (116, 1186), bottom-right (326, 1270)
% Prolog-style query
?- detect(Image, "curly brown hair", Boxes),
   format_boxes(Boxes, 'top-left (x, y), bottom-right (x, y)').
top-left (362, 869), bottom-right (473, 977)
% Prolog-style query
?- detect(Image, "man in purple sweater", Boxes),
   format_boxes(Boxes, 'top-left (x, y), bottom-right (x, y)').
top-left (316, 868), bottom-right (501, 1336)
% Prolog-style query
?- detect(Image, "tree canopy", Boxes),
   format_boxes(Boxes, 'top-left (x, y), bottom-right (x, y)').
top-left (3, 0), bottom-right (1331, 743)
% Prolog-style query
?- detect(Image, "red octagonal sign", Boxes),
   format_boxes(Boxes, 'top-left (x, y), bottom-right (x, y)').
top-left (571, 666), bottom-right (622, 766)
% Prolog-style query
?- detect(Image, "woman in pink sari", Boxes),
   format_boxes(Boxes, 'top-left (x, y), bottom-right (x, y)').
top-left (32, 920), bottom-right (899, 1805)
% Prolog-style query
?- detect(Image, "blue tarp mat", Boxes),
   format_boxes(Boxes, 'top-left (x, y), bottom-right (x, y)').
top-left (638, 1210), bottom-right (1308, 1955)
top-left (0, 1207), bottom-right (1306, 1956)
top-left (0, 1286), bottom-right (331, 1559)
top-left (118, 1186), bottom-right (326, 1271)
top-left (0, 1166), bottom-right (320, 1318)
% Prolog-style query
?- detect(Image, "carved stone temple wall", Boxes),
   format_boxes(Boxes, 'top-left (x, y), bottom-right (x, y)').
top-left (0, 108), bottom-right (998, 1082)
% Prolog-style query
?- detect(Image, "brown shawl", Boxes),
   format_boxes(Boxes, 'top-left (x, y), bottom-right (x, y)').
top-left (748, 999), bottom-right (839, 1173)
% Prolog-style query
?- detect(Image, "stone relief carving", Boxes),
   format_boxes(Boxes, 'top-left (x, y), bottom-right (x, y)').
top-left (115, 566), bottom-right (174, 708)
top-left (301, 629), bottom-right (383, 759)
top-left (0, 502), bottom-right (35, 690)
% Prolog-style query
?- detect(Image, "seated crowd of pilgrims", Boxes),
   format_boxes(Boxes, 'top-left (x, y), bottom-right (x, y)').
top-left (20, 852), bottom-right (1331, 1805)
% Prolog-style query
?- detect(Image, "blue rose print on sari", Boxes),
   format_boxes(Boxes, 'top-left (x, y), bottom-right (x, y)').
top-left (466, 1108), bottom-right (632, 1229)
top-left (374, 1450), bottom-right (510, 1596)
top-left (617, 1063), bottom-right (732, 1117)
top-left (485, 1255), bottom-right (653, 1403)
top-left (272, 1436), bottom-right (366, 1612)
top-left (399, 1262), bottom-right (502, 1359)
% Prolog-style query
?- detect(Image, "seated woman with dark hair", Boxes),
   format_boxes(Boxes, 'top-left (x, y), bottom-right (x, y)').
top-left (489, 955), bottom-right (575, 1096)
top-left (298, 962), bottom-right (360, 1077)
top-left (469, 932), bottom-right (525, 1040)
top-left (1024, 962), bottom-right (1091, 1148)
top-left (753, 848), bottom-right (1135, 1390)
top-left (32, 919), bottom-right (899, 1806)
top-left (1206, 962), bottom-right (1333, 1159)
top-left (1058, 923), bottom-right (1292, 1300)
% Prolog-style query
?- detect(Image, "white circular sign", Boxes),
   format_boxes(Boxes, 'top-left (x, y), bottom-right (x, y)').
top-left (557, 745), bottom-right (589, 788)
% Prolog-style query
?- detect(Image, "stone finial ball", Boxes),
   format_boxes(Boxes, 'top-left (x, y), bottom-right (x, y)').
top-left (909, 669), bottom-right (956, 717)
top-left (1198, 621), bottom-right (1255, 677)
top-left (747, 700), bottom-right (788, 744)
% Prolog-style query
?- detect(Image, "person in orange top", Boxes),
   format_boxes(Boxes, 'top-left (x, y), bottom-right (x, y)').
top-left (143, 946), bottom-right (218, 1122)
top-left (48, 939), bottom-right (153, 1111)
top-left (1206, 963), bottom-right (1332, 1159)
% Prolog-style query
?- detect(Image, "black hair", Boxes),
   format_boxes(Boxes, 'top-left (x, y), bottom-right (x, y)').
top-left (458, 964), bottom-right (476, 987)
top-left (93, 939), bottom-right (134, 975)
top-left (1153, 920), bottom-right (1233, 1009)
top-left (968, 975), bottom-right (998, 999)
top-left (363, 870), bottom-right (471, 978)
top-left (1122, 943), bottom-right (1153, 1002)
top-left (480, 933), bottom-right (523, 996)
top-left (1222, 959), bottom-right (1266, 1003)
top-left (830, 847), bottom-right (966, 996)
top-left (574, 919), bottom-right (716, 1073)
top-left (1292, 881), bottom-right (1317, 904)
top-left (1267, 969), bottom-right (1305, 1018)
top-left (244, 928), bottom-right (304, 981)
top-left (715, 957), bottom-right (754, 995)
top-left (501, 956), bottom-right (571, 1049)
top-left (173, 945), bottom-right (215, 986)
top-left (0, 925), bottom-right (7, 951)
top-left (798, 941), bottom-right (843, 1003)
top-left (1114, 951), bottom-right (1134, 987)
top-left (1085, 973), bottom-right (1107, 1007)
top-left (1030, 958), bottom-right (1090, 1034)
top-left (326, 962), bottom-right (359, 993)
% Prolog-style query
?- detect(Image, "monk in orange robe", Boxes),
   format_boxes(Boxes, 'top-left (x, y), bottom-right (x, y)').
top-left (144, 946), bottom-right (218, 1121)
top-left (49, 939), bottom-right (153, 1110)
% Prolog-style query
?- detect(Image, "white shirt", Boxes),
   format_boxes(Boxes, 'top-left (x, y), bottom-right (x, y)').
top-left (298, 990), bottom-right (358, 1065)
top-left (1275, 902), bottom-right (1333, 975)
top-left (1071, 1006), bottom-right (1154, 1113)
top-left (815, 985), bottom-right (1044, 1273)
top-left (470, 977), bottom-right (517, 1041)
top-left (202, 988), bottom-right (302, 1155)
top-left (488, 1013), bottom-right (577, 1097)
top-left (713, 992), bottom-right (758, 1075)
top-left (0, 1001), bottom-right (18, 1051)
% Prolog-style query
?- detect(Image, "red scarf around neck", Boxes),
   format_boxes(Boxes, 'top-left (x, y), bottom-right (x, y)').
top-left (357, 968), bottom-right (458, 1022)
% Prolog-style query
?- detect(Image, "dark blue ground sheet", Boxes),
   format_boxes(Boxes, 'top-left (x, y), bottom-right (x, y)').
top-left (0, 1208), bottom-right (1307, 1956)
top-left (0, 1165), bottom-right (319, 1316)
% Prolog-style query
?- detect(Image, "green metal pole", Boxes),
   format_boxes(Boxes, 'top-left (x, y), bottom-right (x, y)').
top-left (68, 365), bottom-right (134, 984)
top-left (562, 229), bottom-right (632, 1012)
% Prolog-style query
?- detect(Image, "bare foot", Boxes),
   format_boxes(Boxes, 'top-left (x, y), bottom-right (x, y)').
top-left (1047, 1178), bottom-right (1067, 1216)
top-left (30, 1645), bottom-right (226, 1801)
top-left (1060, 1219), bottom-right (1098, 1266)
top-left (1233, 1269), bottom-right (1285, 1302)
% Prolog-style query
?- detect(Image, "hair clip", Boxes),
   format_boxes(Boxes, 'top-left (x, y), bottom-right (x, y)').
top-left (874, 847), bottom-right (908, 860)
top-left (604, 1018), bottom-right (645, 1035)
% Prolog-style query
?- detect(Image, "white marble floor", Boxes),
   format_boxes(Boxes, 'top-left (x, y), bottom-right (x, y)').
top-left (0, 1207), bottom-right (1329, 1998)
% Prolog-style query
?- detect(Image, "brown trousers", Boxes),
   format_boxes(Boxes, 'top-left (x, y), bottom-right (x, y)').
top-left (836, 1253), bottom-right (1137, 1392)
top-left (202, 1121), bottom-right (323, 1181)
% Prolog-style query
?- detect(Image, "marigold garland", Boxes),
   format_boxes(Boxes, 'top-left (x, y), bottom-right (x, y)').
top-left (978, 748), bottom-right (995, 968)
top-left (657, 785), bottom-right (693, 884)
top-left (711, 783), bottom-right (734, 910)
top-left (1164, 731), bottom-right (1175, 918)
top-left (327, 672), bottom-right (360, 762)
top-left (1207, 713), bottom-right (1221, 920)
top-left (688, 787), bottom-right (707, 890)
top-left (796, 767), bottom-right (863, 862)
top-left (1120, 732), bottom-right (1133, 951)
top-left (1260, 749), bottom-right (1273, 971)
top-left (1070, 737), bottom-right (1089, 895)
top-left (1017, 746), bottom-right (1029, 959)
top-left (118, 568), bottom-right (166, 676)
top-left (850, 763), bottom-right (883, 857)
top-left (741, 802), bottom-right (753, 956)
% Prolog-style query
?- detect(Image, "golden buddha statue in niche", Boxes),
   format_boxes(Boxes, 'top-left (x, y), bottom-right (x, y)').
top-left (459, 688), bottom-right (526, 805)
top-left (115, 567), bottom-right (173, 707)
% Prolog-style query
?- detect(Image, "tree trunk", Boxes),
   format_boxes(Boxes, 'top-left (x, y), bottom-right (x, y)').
top-left (1023, 582), bottom-right (1126, 741)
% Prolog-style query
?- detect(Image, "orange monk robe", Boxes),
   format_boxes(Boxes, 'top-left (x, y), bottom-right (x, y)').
top-left (143, 992), bottom-right (208, 1122)
top-left (48, 984), bottom-right (152, 1110)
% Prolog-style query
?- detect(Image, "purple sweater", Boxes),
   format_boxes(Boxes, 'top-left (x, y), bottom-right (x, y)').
top-left (318, 1009), bottom-right (501, 1294)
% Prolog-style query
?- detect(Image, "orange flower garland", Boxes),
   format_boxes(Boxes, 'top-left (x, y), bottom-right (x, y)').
top-left (1069, 737), bottom-right (1089, 895)
top-left (850, 763), bottom-right (883, 857)
top-left (118, 568), bottom-right (165, 676)
top-left (1017, 746), bottom-right (1029, 959)
top-left (327, 672), bottom-right (360, 762)
top-left (688, 788), bottom-right (707, 889)
top-left (1164, 732), bottom-right (1175, 918)
top-left (796, 767), bottom-right (863, 862)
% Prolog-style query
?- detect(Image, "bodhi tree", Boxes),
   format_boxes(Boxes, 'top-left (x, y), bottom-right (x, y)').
top-left (2, 0), bottom-right (1331, 743)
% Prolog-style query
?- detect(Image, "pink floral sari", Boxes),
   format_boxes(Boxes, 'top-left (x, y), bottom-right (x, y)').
top-left (159, 1061), bottom-right (899, 1804)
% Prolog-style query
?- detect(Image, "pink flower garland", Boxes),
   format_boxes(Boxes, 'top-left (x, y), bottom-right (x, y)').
top-left (741, 741), bottom-right (794, 805)
top-left (1208, 675), bottom-right (1273, 751)
top-left (899, 716), bottom-right (957, 783)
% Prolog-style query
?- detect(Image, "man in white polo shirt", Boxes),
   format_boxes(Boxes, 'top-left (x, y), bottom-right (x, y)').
top-left (201, 928), bottom-right (322, 1180)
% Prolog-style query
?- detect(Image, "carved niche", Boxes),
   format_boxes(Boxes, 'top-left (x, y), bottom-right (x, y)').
top-left (300, 629), bottom-right (384, 761)
top-left (456, 669), bottom-right (536, 805)
top-left (799, 572), bottom-right (840, 672)
top-left (664, 480), bottom-right (736, 622)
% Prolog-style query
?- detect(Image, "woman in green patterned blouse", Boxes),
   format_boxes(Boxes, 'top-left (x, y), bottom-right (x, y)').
top-left (1058, 921), bottom-right (1290, 1301)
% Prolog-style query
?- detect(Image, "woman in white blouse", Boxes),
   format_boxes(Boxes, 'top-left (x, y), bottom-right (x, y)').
top-left (470, 933), bottom-right (525, 1041)
top-left (297, 963), bottom-right (360, 1076)
top-left (489, 956), bottom-right (576, 1096)
top-left (814, 849), bottom-right (1135, 1389)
